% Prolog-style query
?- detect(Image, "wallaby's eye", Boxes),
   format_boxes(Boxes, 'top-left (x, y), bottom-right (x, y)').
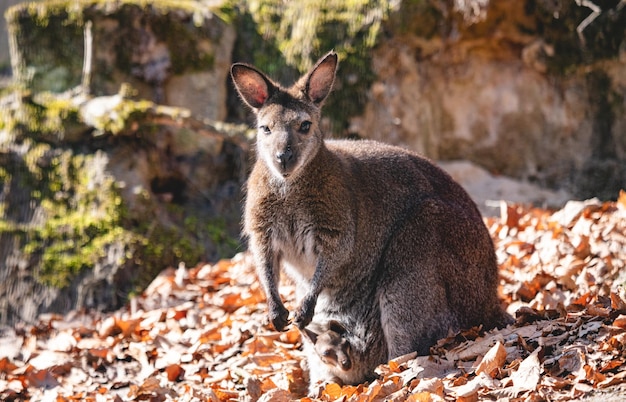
top-left (259, 125), bottom-right (271, 135)
top-left (299, 121), bottom-right (312, 134)
top-left (321, 349), bottom-right (336, 361)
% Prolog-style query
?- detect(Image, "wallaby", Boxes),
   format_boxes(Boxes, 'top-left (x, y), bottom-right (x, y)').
top-left (300, 319), bottom-right (384, 390)
top-left (231, 51), bottom-right (512, 387)
top-left (301, 320), bottom-right (353, 383)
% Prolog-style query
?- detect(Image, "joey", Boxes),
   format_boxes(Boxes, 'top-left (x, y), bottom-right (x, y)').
top-left (302, 320), bottom-right (353, 372)
top-left (300, 319), bottom-right (382, 392)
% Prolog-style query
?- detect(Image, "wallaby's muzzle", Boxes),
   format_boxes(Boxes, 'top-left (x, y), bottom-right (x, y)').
top-left (276, 145), bottom-right (294, 172)
top-left (265, 136), bottom-right (301, 178)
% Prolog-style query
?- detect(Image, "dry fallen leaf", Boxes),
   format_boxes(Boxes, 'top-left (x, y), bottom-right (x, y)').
top-left (475, 341), bottom-right (507, 377)
top-left (613, 315), bottom-right (626, 329)
top-left (511, 347), bottom-right (542, 392)
top-left (2, 197), bottom-right (626, 401)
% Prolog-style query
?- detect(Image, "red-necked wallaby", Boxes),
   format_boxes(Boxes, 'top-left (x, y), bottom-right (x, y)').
top-left (231, 51), bottom-right (512, 388)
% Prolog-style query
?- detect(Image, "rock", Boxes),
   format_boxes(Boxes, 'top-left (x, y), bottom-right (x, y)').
top-left (349, 0), bottom-right (626, 200)
top-left (6, 0), bottom-right (235, 120)
top-left (439, 160), bottom-right (571, 216)
top-left (0, 91), bottom-right (249, 325)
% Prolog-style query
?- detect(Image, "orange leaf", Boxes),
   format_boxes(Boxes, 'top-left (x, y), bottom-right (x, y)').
top-left (323, 382), bottom-right (342, 400)
top-left (613, 315), bottom-right (626, 329)
top-left (611, 293), bottom-right (626, 311)
top-left (340, 385), bottom-right (359, 398)
top-left (281, 327), bottom-right (301, 344)
top-left (252, 353), bottom-right (284, 366)
top-left (598, 370), bottom-right (626, 388)
top-left (572, 292), bottom-right (593, 307)
top-left (211, 387), bottom-right (240, 400)
top-left (618, 189), bottom-right (626, 210)
top-left (412, 378), bottom-right (444, 397)
top-left (458, 394), bottom-right (479, 402)
top-left (87, 348), bottom-right (109, 360)
top-left (407, 391), bottom-right (435, 402)
top-left (26, 368), bottom-right (59, 389)
top-left (600, 359), bottom-right (624, 372)
top-left (260, 377), bottom-right (277, 392)
top-left (0, 357), bottom-right (18, 373)
top-left (165, 364), bottom-right (185, 382)
top-left (584, 364), bottom-right (606, 384)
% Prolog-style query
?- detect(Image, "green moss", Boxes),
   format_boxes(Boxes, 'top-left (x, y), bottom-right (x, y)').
top-left (206, 217), bottom-right (240, 258)
top-left (128, 203), bottom-right (205, 290)
top-left (18, 148), bottom-right (132, 288)
top-left (20, 142), bottom-right (212, 290)
top-left (0, 92), bottom-right (82, 141)
top-left (90, 97), bottom-right (154, 135)
top-left (1, 92), bottom-right (178, 290)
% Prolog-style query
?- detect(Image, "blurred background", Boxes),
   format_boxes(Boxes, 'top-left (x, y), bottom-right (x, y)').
top-left (0, 0), bottom-right (624, 325)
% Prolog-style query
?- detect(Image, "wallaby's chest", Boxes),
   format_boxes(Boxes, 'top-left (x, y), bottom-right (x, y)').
top-left (270, 207), bottom-right (317, 274)
top-left (249, 186), bottom-right (321, 283)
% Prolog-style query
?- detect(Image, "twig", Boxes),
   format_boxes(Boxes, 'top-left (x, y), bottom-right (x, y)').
top-left (81, 20), bottom-right (93, 95)
top-left (575, 0), bottom-right (601, 46)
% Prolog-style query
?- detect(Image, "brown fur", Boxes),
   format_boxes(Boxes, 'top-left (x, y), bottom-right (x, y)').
top-left (231, 51), bottom-right (512, 390)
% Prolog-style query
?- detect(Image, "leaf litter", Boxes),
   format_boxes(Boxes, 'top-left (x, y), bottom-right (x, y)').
top-left (1, 191), bottom-right (626, 401)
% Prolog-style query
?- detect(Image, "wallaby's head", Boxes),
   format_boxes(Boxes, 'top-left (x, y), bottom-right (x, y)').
top-left (231, 52), bottom-right (338, 181)
top-left (302, 320), bottom-right (352, 371)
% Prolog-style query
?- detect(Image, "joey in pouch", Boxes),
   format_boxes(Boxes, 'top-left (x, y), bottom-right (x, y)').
top-left (300, 319), bottom-right (383, 390)
top-left (231, 51), bottom-right (512, 387)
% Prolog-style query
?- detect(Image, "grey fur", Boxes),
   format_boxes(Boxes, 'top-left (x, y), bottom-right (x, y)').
top-left (231, 51), bottom-right (512, 390)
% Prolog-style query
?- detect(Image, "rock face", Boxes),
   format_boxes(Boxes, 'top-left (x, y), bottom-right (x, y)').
top-left (6, 1), bottom-right (235, 120)
top-left (350, 0), bottom-right (625, 200)
top-left (0, 91), bottom-right (249, 325)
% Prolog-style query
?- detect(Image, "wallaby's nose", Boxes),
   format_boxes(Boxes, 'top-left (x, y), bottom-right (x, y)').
top-left (276, 146), bottom-right (293, 169)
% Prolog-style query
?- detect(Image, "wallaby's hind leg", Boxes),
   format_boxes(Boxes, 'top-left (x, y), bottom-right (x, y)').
top-left (378, 200), bottom-right (505, 358)
top-left (378, 254), bottom-right (460, 357)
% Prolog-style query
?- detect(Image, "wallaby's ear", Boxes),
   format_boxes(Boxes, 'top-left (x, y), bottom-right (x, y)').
top-left (305, 51), bottom-right (338, 105)
top-left (302, 327), bottom-right (319, 344)
top-left (328, 320), bottom-right (347, 335)
top-left (231, 63), bottom-right (275, 109)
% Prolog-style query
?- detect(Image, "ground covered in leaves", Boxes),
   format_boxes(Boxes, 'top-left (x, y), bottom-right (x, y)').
top-left (1, 193), bottom-right (626, 401)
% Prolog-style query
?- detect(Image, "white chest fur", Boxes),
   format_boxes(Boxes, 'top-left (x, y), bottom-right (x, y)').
top-left (272, 227), bottom-right (317, 296)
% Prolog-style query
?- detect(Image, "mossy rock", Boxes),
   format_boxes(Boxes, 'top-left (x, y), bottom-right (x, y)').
top-left (6, 0), bottom-right (235, 120)
top-left (0, 89), bottom-right (248, 324)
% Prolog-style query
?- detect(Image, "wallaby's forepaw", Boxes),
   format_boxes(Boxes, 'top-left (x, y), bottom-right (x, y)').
top-left (268, 304), bottom-right (290, 332)
top-left (294, 303), bottom-right (315, 329)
